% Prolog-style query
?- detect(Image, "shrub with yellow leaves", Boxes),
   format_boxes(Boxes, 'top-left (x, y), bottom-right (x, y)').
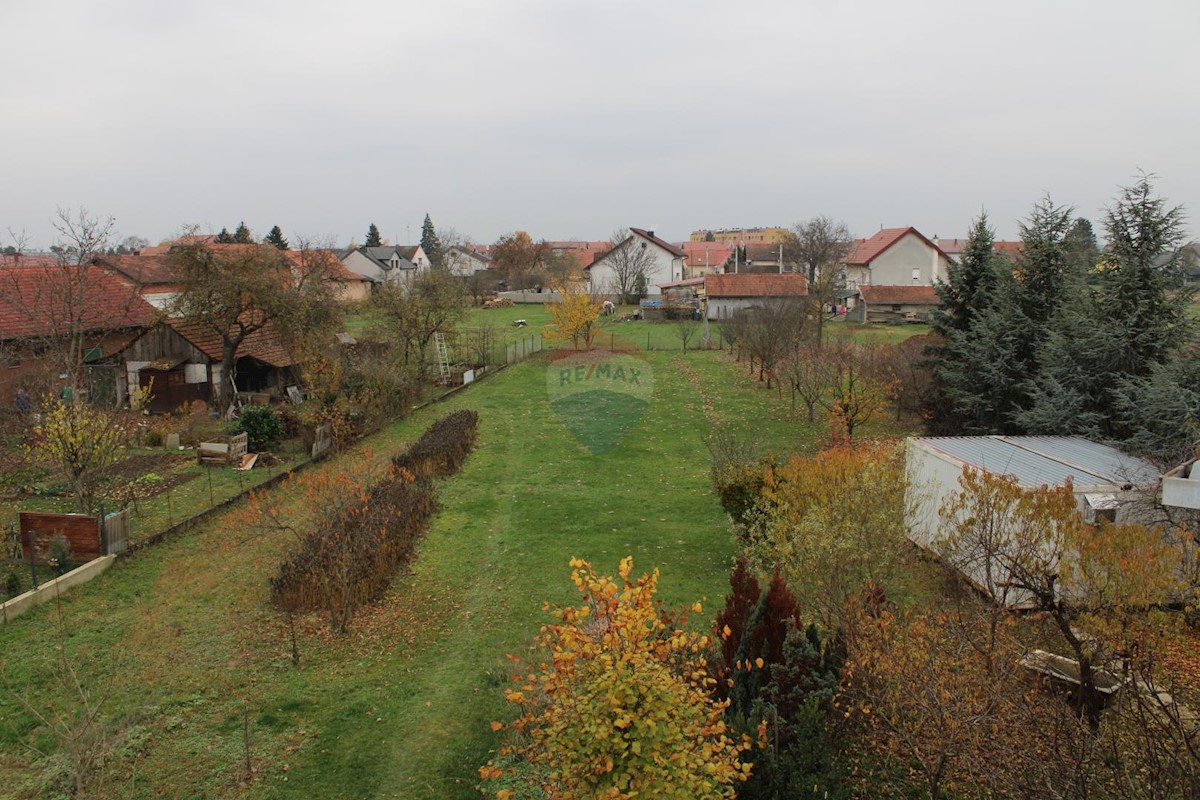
top-left (481, 556), bottom-right (754, 799)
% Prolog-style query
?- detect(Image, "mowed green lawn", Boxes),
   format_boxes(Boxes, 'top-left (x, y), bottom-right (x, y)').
top-left (0, 343), bottom-right (918, 800)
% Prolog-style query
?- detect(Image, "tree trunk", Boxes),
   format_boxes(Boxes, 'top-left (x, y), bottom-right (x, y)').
top-left (220, 340), bottom-right (238, 414)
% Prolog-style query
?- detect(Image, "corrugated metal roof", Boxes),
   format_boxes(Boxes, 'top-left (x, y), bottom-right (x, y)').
top-left (913, 436), bottom-right (1159, 488)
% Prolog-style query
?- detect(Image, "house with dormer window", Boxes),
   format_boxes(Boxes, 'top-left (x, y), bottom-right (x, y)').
top-left (341, 245), bottom-right (430, 287)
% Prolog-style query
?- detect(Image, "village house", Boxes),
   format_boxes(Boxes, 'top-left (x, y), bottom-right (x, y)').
top-left (689, 227), bottom-right (789, 244)
top-left (584, 228), bottom-right (686, 298)
top-left (841, 227), bottom-right (953, 290)
top-left (93, 253), bottom-right (180, 309)
top-left (341, 245), bottom-right (430, 287)
top-left (679, 241), bottom-right (733, 277)
top-left (933, 237), bottom-right (1024, 264)
top-left (444, 245), bottom-right (492, 277)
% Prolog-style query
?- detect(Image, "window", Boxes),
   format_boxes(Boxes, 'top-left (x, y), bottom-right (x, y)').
top-left (892, 304), bottom-right (903, 312)
top-left (911, 268), bottom-right (920, 282)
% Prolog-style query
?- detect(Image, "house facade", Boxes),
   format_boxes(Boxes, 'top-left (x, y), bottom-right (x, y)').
top-left (842, 227), bottom-right (952, 290)
top-left (341, 245), bottom-right (430, 287)
top-left (585, 228), bottom-right (686, 299)
top-left (444, 245), bottom-right (492, 277)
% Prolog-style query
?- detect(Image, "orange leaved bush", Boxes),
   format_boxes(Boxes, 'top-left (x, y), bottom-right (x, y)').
top-left (481, 557), bottom-right (754, 799)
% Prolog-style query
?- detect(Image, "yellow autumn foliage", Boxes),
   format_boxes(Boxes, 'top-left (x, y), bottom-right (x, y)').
top-left (543, 282), bottom-right (602, 349)
top-left (482, 557), bottom-right (753, 799)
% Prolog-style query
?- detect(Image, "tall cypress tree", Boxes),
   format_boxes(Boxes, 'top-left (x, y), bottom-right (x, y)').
top-left (264, 225), bottom-right (289, 250)
top-left (419, 213), bottom-right (443, 268)
top-left (364, 223), bottom-right (382, 248)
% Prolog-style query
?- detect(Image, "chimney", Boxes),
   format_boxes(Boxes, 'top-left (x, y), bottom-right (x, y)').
top-left (646, 231), bottom-right (655, 239)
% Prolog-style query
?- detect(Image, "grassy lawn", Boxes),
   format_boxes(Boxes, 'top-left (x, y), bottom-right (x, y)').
top-left (0, 337), bottom-right (924, 799)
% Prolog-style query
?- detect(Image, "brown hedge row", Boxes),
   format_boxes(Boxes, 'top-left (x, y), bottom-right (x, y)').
top-left (269, 410), bottom-right (480, 630)
top-left (391, 409), bottom-right (479, 478)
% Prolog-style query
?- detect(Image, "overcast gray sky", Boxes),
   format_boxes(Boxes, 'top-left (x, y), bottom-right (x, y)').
top-left (2, 0), bottom-right (1197, 248)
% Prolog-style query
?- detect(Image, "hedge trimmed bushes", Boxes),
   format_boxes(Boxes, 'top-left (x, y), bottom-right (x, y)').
top-left (269, 410), bottom-right (480, 631)
top-left (391, 409), bottom-right (479, 479)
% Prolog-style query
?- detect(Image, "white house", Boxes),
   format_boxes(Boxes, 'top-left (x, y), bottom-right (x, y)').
top-left (585, 228), bottom-right (685, 299)
top-left (905, 435), bottom-right (1160, 607)
top-left (444, 245), bottom-right (491, 277)
top-left (842, 227), bottom-right (952, 290)
top-left (341, 245), bottom-right (430, 287)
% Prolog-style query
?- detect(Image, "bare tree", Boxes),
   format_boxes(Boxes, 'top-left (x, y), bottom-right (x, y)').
top-left (370, 268), bottom-right (468, 375)
top-left (602, 229), bottom-right (658, 304)
top-left (167, 235), bottom-right (342, 413)
top-left (782, 342), bottom-right (826, 422)
top-left (740, 298), bottom-right (810, 388)
top-left (784, 216), bottom-right (853, 283)
top-left (676, 315), bottom-right (700, 352)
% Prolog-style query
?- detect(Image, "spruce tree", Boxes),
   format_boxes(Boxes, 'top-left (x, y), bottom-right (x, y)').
top-left (365, 223), bottom-right (382, 248)
top-left (264, 225), bottom-right (289, 250)
top-left (931, 212), bottom-right (1001, 336)
top-left (1012, 196), bottom-right (1074, 345)
top-left (926, 212), bottom-right (1033, 434)
top-left (232, 221), bottom-right (253, 244)
top-left (419, 213), bottom-right (443, 268)
top-left (215, 227), bottom-right (232, 244)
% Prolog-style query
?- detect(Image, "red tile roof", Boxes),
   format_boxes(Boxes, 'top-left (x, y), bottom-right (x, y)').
top-left (858, 285), bottom-right (940, 305)
top-left (843, 227), bottom-right (950, 266)
top-left (0, 253), bottom-right (60, 269)
top-left (167, 313), bottom-right (296, 368)
top-left (94, 253), bottom-right (178, 286)
top-left (547, 241), bottom-right (612, 267)
top-left (0, 263), bottom-right (157, 340)
top-left (680, 242), bottom-right (733, 268)
top-left (705, 273), bottom-right (809, 298)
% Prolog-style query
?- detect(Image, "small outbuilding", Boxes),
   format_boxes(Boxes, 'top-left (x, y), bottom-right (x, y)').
top-left (847, 285), bottom-right (940, 323)
top-left (703, 273), bottom-right (809, 320)
top-left (905, 435), bottom-right (1161, 606)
